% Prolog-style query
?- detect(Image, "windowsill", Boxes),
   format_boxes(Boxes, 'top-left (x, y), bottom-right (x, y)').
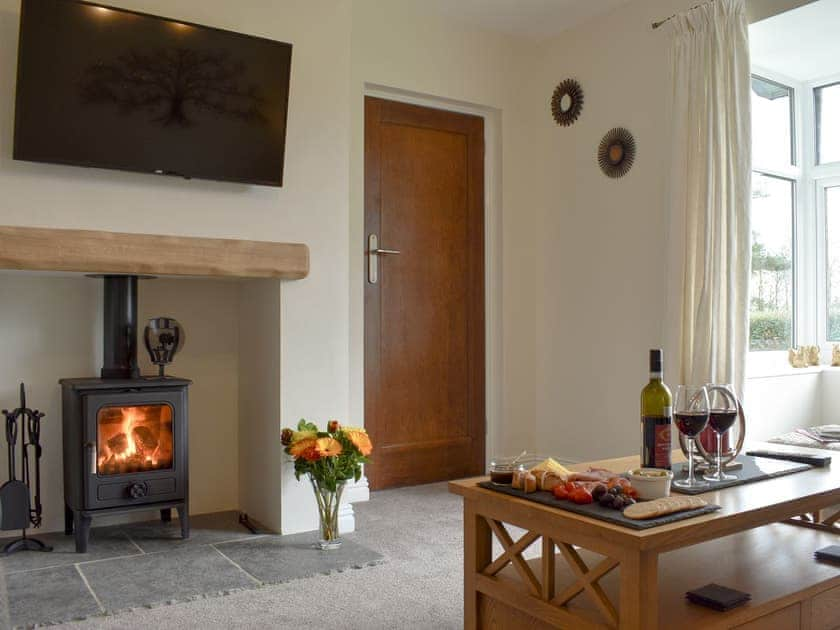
top-left (747, 365), bottom-right (823, 379)
top-left (747, 349), bottom-right (840, 379)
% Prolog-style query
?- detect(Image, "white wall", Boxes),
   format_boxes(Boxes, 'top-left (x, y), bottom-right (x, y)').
top-left (0, 0), bottom-right (820, 537)
top-left (349, 0), bottom-right (539, 459)
top-left (747, 0), bottom-right (818, 23)
top-left (0, 0), bottom-right (352, 534)
top-left (820, 368), bottom-right (840, 426)
top-left (532, 0), bottom-right (812, 462)
top-left (743, 372), bottom-right (822, 440)
top-left (0, 274), bottom-right (98, 534)
top-left (533, 0), bottom-right (699, 462)
top-left (0, 274), bottom-right (242, 534)
top-left (139, 279), bottom-right (241, 516)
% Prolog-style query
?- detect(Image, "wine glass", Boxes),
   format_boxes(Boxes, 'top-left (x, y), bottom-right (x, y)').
top-left (703, 384), bottom-right (739, 482)
top-left (674, 385), bottom-right (710, 489)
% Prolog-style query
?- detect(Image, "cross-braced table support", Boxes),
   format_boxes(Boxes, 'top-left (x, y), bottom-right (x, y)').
top-left (463, 498), bottom-right (658, 630)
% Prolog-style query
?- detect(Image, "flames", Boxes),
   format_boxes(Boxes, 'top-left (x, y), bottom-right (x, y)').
top-left (97, 405), bottom-right (172, 474)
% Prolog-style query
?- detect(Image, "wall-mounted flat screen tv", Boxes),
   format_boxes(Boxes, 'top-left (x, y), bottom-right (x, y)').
top-left (14, 0), bottom-right (292, 186)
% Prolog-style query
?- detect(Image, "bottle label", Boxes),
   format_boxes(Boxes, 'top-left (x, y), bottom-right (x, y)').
top-left (641, 414), bottom-right (672, 469)
top-left (654, 424), bottom-right (671, 468)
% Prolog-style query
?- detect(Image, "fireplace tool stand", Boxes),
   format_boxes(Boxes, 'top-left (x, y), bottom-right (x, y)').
top-left (1, 383), bottom-right (52, 554)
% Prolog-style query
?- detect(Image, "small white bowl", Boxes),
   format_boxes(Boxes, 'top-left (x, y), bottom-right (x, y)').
top-left (627, 468), bottom-right (673, 500)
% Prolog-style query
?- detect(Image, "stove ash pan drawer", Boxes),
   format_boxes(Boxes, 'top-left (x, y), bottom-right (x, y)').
top-left (96, 477), bottom-right (177, 502)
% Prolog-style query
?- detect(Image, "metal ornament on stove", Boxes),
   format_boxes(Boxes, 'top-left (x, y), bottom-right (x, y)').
top-left (597, 127), bottom-right (636, 178)
top-left (551, 78), bottom-right (584, 126)
top-left (144, 317), bottom-right (185, 377)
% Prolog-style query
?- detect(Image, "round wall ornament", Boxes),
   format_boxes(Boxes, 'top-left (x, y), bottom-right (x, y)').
top-left (597, 127), bottom-right (636, 178)
top-left (550, 79), bottom-right (583, 126)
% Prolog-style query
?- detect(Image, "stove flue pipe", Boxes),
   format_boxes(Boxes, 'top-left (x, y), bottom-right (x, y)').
top-left (101, 275), bottom-right (140, 379)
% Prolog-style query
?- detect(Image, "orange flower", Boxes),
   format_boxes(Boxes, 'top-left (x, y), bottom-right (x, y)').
top-left (315, 437), bottom-right (343, 457)
top-left (288, 437), bottom-right (317, 458)
top-left (327, 419), bottom-right (341, 433)
top-left (301, 445), bottom-right (321, 462)
top-left (345, 429), bottom-right (373, 456)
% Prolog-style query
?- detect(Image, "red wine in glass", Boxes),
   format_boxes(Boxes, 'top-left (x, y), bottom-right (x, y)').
top-left (675, 411), bottom-right (709, 437)
top-left (704, 384), bottom-right (739, 482)
top-left (708, 409), bottom-right (737, 433)
top-left (674, 385), bottom-right (710, 489)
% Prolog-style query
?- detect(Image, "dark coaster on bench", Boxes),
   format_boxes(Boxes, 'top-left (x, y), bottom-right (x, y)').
top-left (686, 583), bottom-right (751, 611)
top-left (815, 545), bottom-right (840, 563)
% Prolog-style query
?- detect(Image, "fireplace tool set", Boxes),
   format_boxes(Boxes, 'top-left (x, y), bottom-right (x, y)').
top-left (1, 383), bottom-right (51, 554)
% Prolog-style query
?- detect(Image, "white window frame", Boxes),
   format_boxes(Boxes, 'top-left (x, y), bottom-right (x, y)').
top-left (748, 67), bottom-right (840, 376)
top-left (748, 67), bottom-right (804, 375)
top-left (809, 71), bottom-right (840, 347)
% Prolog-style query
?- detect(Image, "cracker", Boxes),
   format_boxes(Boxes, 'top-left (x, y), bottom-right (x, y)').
top-left (623, 496), bottom-right (707, 520)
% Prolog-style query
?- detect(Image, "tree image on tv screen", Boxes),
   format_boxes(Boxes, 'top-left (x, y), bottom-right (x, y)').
top-left (79, 48), bottom-right (268, 127)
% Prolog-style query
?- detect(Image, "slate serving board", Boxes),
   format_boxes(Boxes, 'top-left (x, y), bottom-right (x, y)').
top-left (478, 482), bottom-right (720, 530)
top-left (670, 454), bottom-right (811, 495)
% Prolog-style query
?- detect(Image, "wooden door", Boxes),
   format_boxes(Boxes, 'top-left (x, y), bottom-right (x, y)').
top-left (364, 96), bottom-right (485, 490)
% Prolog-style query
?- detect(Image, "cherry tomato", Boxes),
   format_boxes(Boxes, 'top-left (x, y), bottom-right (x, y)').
top-left (552, 485), bottom-right (569, 500)
top-left (570, 488), bottom-right (594, 504)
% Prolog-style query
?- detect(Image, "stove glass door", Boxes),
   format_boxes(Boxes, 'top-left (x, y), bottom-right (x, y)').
top-left (96, 404), bottom-right (174, 475)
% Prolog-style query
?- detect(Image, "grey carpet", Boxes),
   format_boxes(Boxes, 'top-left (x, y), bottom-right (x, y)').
top-left (45, 483), bottom-right (468, 629)
top-left (0, 509), bottom-right (384, 629)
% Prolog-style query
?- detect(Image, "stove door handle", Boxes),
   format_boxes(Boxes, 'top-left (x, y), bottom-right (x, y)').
top-left (85, 442), bottom-right (96, 475)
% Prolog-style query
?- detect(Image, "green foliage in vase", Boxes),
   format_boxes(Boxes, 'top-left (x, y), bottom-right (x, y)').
top-left (281, 419), bottom-right (372, 493)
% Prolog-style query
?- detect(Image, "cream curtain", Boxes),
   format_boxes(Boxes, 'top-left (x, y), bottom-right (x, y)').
top-left (666, 0), bottom-right (752, 396)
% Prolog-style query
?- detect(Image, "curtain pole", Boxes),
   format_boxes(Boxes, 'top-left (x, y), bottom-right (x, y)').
top-left (652, 0), bottom-right (717, 29)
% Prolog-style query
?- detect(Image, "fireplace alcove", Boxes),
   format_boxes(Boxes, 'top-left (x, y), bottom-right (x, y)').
top-left (0, 225), bottom-right (334, 544)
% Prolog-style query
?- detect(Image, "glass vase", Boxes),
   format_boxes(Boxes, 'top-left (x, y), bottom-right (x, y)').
top-left (309, 476), bottom-right (345, 550)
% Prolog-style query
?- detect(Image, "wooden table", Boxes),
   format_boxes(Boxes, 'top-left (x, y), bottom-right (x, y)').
top-left (449, 445), bottom-right (840, 629)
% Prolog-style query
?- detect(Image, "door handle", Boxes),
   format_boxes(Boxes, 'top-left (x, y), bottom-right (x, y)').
top-left (368, 234), bottom-right (400, 284)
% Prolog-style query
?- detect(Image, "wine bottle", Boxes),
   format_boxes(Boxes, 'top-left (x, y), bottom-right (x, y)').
top-left (640, 349), bottom-right (673, 469)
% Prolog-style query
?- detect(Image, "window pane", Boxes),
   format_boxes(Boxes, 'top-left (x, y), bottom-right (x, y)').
top-left (816, 82), bottom-right (840, 165)
top-left (750, 173), bottom-right (794, 351)
top-left (751, 76), bottom-right (794, 168)
top-left (827, 186), bottom-right (840, 341)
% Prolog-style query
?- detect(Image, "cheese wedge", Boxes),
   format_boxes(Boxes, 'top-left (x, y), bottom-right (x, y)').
top-left (529, 457), bottom-right (571, 479)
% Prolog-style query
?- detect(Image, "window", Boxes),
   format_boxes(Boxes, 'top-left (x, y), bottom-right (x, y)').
top-left (749, 75), bottom-right (797, 352)
top-left (750, 174), bottom-right (794, 350)
top-left (816, 82), bottom-right (840, 165)
top-left (748, 69), bottom-right (840, 361)
top-left (752, 76), bottom-right (795, 168)
top-left (826, 185), bottom-right (840, 341)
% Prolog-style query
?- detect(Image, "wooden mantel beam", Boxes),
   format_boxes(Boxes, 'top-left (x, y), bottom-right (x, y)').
top-left (0, 225), bottom-right (309, 280)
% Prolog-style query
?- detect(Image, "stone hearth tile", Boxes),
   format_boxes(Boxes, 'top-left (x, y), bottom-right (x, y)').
top-left (78, 544), bottom-right (257, 612)
top-left (2, 564), bottom-right (102, 627)
top-left (0, 527), bottom-right (140, 575)
top-left (215, 533), bottom-right (385, 585)
top-left (119, 510), bottom-right (260, 553)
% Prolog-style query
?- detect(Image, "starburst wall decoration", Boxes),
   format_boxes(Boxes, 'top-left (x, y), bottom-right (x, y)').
top-left (597, 127), bottom-right (636, 178)
top-left (550, 78), bottom-right (584, 127)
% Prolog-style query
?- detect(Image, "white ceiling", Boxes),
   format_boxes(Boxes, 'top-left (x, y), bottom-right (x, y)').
top-left (750, 0), bottom-right (840, 82)
top-left (419, 0), bottom-right (631, 41)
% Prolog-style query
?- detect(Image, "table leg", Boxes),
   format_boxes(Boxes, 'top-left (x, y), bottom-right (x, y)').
top-left (464, 499), bottom-right (492, 630)
top-left (619, 550), bottom-right (658, 630)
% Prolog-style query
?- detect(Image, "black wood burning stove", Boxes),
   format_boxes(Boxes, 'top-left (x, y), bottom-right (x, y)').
top-left (61, 276), bottom-right (190, 552)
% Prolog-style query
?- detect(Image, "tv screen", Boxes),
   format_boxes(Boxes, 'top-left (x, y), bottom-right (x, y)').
top-left (13, 0), bottom-right (292, 186)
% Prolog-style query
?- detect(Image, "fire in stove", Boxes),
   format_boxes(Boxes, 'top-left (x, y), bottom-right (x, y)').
top-left (96, 405), bottom-right (173, 475)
